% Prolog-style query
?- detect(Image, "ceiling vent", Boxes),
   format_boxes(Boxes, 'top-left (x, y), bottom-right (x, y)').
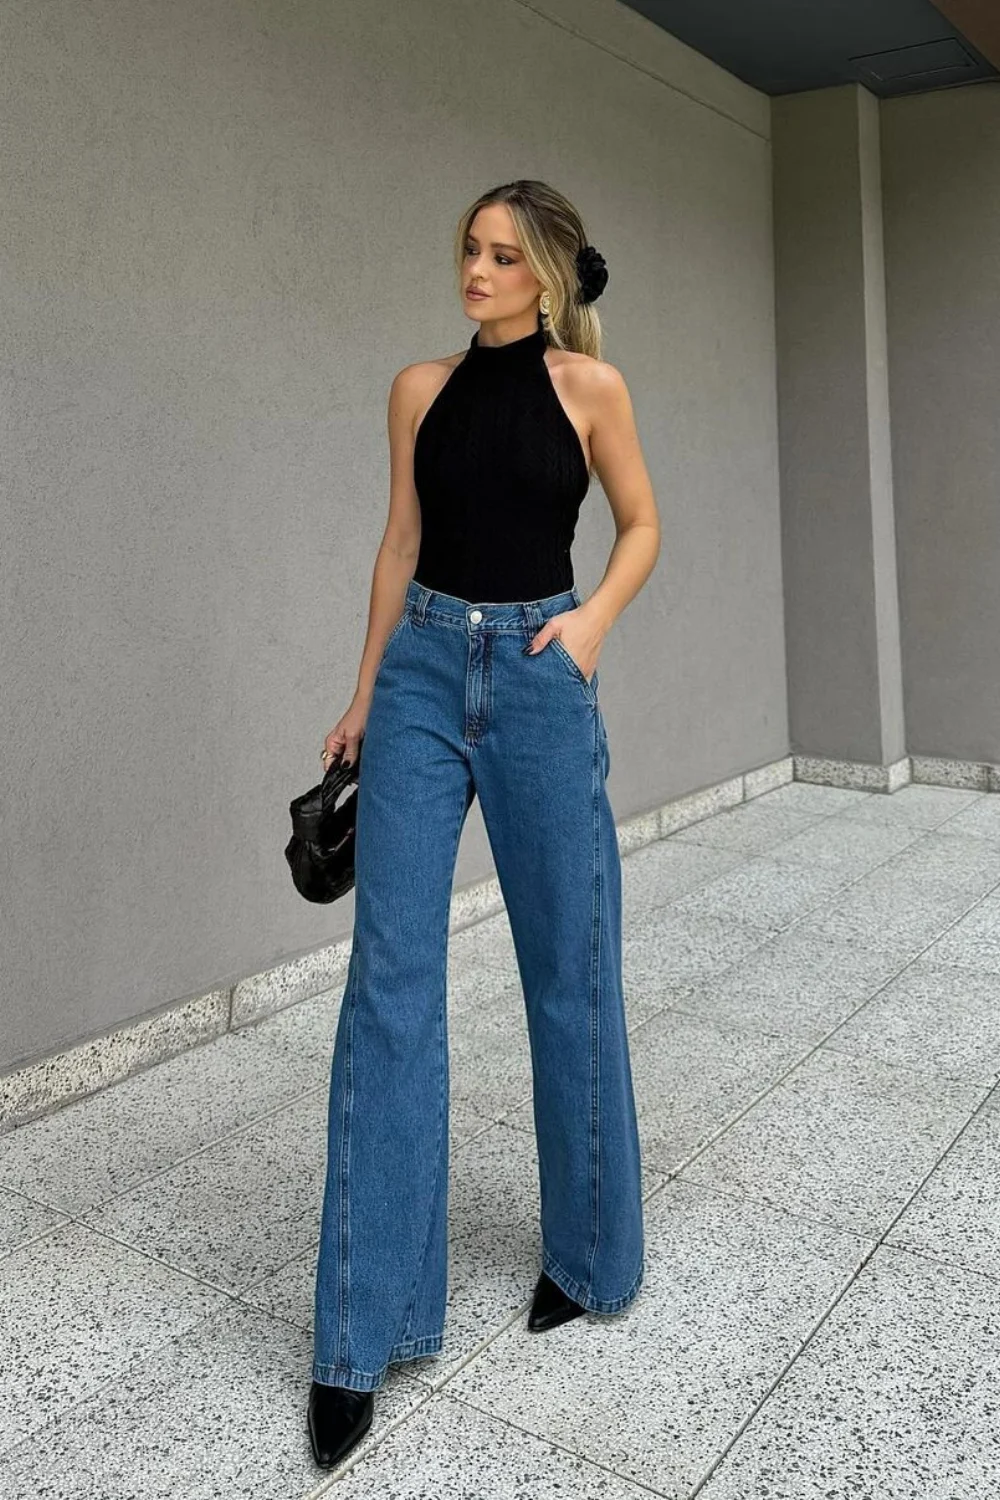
top-left (850, 38), bottom-right (979, 86)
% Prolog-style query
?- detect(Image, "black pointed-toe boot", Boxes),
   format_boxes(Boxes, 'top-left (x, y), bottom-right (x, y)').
top-left (307, 1380), bottom-right (375, 1468)
top-left (527, 1270), bottom-right (588, 1332)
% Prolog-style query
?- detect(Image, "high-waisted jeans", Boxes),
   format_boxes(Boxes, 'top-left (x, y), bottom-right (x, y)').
top-left (312, 578), bottom-right (645, 1391)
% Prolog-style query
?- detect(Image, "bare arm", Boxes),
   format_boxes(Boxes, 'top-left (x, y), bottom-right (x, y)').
top-left (581, 361), bottom-right (661, 630)
top-left (322, 363), bottom-right (426, 768)
top-left (526, 361), bottom-right (662, 674)
top-left (353, 365), bottom-right (425, 701)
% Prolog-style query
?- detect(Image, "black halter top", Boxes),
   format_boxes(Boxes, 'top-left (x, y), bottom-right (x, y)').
top-left (412, 313), bottom-right (591, 603)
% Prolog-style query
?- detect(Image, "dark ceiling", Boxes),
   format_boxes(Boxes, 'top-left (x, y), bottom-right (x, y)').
top-left (618, 0), bottom-right (999, 96)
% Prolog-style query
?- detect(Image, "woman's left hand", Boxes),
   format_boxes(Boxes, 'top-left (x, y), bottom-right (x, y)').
top-left (524, 602), bottom-right (606, 680)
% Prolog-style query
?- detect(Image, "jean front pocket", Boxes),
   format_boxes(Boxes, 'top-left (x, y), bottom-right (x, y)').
top-left (376, 609), bottom-right (410, 672)
top-left (548, 636), bottom-right (599, 704)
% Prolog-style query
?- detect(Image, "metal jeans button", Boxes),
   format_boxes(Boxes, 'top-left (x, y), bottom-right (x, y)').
top-left (469, 608), bottom-right (482, 623)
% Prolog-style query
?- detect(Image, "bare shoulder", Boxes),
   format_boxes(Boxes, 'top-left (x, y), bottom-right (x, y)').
top-left (393, 350), bottom-right (465, 394)
top-left (546, 345), bottom-right (624, 386)
top-left (547, 347), bottom-right (630, 410)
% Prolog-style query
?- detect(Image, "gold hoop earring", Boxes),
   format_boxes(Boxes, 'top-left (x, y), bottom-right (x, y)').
top-left (538, 291), bottom-right (552, 329)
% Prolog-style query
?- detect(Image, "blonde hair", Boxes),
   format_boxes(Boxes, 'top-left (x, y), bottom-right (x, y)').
top-left (453, 179), bottom-right (604, 359)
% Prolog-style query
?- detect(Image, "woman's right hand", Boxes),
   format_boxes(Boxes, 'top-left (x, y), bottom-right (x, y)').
top-left (321, 695), bottom-right (370, 771)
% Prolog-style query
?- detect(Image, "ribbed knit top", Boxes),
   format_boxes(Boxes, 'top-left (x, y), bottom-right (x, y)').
top-left (412, 313), bottom-right (591, 602)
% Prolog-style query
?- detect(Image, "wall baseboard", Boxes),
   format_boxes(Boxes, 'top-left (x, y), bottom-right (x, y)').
top-left (3, 749), bottom-right (997, 1132)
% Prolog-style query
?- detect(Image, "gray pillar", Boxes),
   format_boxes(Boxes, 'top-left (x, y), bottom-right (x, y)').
top-left (773, 83), bottom-right (905, 777)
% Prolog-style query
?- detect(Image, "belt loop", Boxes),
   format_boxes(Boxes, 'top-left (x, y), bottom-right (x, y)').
top-left (412, 582), bottom-right (431, 625)
top-left (521, 600), bottom-right (543, 634)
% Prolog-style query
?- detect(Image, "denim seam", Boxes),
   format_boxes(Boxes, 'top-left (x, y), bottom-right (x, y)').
top-left (484, 629), bottom-right (495, 728)
top-left (388, 1333), bottom-right (443, 1361)
top-left (383, 610), bottom-right (409, 655)
top-left (337, 939), bottom-right (362, 1368)
top-left (419, 618), bottom-right (535, 633)
top-left (585, 703), bottom-right (603, 1294)
top-left (395, 777), bottom-right (469, 1349)
top-left (313, 1331), bottom-right (444, 1391)
top-left (463, 633), bottom-right (478, 749)
top-left (548, 636), bottom-right (599, 705)
top-left (541, 1247), bottom-right (645, 1314)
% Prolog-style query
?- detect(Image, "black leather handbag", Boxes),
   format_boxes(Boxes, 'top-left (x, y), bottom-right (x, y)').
top-left (285, 743), bottom-right (363, 903)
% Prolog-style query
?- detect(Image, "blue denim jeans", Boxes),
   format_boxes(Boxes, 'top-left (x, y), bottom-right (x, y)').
top-left (312, 578), bottom-right (645, 1391)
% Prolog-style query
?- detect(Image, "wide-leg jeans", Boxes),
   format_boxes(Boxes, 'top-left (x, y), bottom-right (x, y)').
top-left (312, 577), bottom-right (645, 1391)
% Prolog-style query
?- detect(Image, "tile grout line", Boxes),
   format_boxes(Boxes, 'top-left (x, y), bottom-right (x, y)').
top-left (616, 810), bottom-right (1000, 1259)
top-left (314, 1376), bottom-right (679, 1500)
top-left (325, 1061), bottom-right (999, 1500)
top-left (684, 1073), bottom-right (1000, 1497)
top-left (635, 918), bottom-right (995, 1218)
top-left (4, 772), bottom-right (989, 1131)
top-left (631, 804), bottom-right (1000, 983)
top-left (0, 1077), bottom-right (333, 1249)
top-left (4, 799), bottom-right (992, 1252)
top-left (309, 1165), bottom-right (677, 1492)
top-left (0, 1073), bottom-right (510, 1272)
top-left (305, 1377), bottom-right (442, 1495)
top-left (626, 812), bottom-right (1000, 1148)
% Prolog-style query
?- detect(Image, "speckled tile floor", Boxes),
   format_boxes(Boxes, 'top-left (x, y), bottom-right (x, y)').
top-left (2, 782), bottom-right (999, 1497)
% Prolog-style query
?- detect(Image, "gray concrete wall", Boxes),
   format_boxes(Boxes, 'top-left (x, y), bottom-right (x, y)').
top-left (772, 85), bottom-right (905, 769)
top-left (880, 81), bottom-right (1000, 765)
top-left (1, 0), bottom-right (779, 1072)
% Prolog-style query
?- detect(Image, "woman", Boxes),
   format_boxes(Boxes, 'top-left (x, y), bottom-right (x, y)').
top-left (307, 178), bottom-right (661, 1470)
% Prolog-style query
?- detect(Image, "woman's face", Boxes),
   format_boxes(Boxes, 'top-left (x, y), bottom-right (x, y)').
top-left (462, 203), bottom-right (541, 322)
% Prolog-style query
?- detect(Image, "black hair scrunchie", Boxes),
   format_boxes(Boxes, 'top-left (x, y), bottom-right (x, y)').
top-left (575, 244), bottom-right (609, 304)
